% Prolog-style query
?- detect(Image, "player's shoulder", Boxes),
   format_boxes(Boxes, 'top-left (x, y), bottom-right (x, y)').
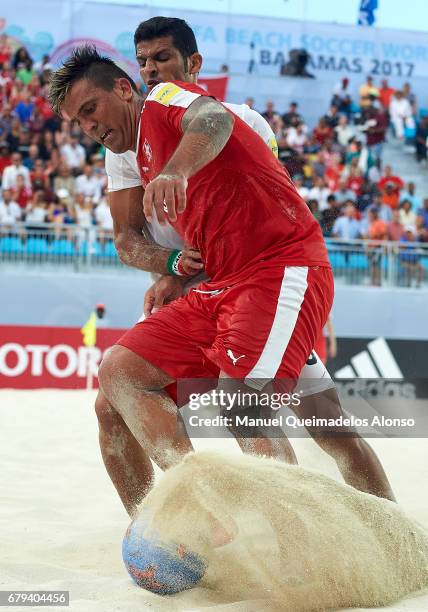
top-left (146, 81), bottom-right (208, 108)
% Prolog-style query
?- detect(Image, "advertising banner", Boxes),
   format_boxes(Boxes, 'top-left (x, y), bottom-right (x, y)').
top-left (0, 325), bottom-right (125, 389)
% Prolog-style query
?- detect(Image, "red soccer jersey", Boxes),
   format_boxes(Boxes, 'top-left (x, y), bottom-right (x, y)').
top-left (137, 81), bottom-right (330, 286)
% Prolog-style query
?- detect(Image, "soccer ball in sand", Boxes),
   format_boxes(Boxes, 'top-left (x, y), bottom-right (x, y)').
top-left (122, 517), bottom-right (207, 595)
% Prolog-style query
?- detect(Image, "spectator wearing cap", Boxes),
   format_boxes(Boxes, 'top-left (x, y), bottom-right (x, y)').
top-left (75, 164), bottom-right (102, 203)
top-left (378, 79), bottom-right (395, 111)
top-left (244, 97), bottom-right (255, 110)
top-left (399, 199), bottom-right (417, 228)
top-left (0, 188), bottom-right (22, 226)
top-left (2, 151), bottom-right (31, 190)
top-left (282, 102), bottom-right (302, 128)
top-left (60, 134), bottom-right (86, 172)
top-left (399, 182), bottom-right (421, 211)
top-left (332, 201), bottom-right (361, 240)
top-left (415, 116), bottom-right (428, 164)
top-left (359, 75), bottom-right (379, 108)
top-left (389, 90), bottom-right (413, 140)
top-left (387, 209), bottom-right (404, 242)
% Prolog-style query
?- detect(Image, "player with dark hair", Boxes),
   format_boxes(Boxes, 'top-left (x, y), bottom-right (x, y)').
top-left (50, 28), bottom-right (394, 517)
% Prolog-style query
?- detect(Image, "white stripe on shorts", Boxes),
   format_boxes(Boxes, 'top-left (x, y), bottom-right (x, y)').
top-left (245, 266), bottom-right (308, 389)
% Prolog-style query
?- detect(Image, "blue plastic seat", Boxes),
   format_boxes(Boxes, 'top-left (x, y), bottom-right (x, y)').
top-left (104, 240), bottom-right (118, 258)
top-left (50, 239), bottom-right (76, 256)
top-left (348, 253), bottom-right (368, 269)
top-left (0, 236), bottom-right (24, 253)
top-left (25, 237), bottom-right (49, 255)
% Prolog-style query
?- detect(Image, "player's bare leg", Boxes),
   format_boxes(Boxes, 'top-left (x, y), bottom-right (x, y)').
top-left (293, 387), bottom-right (396, 501)
top-left (97, 346), bottom-right (194, 515)
top-left (95, 390), bottom-right (155, 517)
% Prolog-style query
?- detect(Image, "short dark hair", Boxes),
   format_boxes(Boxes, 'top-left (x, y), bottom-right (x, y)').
top-left (49, 45), bottom-right (137, 115)
top-left (134, 16), bottom-right (198, 62)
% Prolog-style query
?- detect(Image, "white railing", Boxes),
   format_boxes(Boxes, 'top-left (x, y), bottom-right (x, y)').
top-left (1, 224), bottom-right (427, 287)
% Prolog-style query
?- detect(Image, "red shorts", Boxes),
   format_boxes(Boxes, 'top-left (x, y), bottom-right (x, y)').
top-left (118, 265), bottom-right (334, 387)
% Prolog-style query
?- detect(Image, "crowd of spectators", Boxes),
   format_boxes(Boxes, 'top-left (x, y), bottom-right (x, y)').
top-left (0, 37), bottom-right (427, 285)
top-left (0, 36), bottom-right (113, 236)
top-left (257, 76), bottom-right (428, 283)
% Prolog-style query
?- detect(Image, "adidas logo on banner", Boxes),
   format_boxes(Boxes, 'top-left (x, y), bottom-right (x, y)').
top-left (334, 337), bottom-right (403, 379)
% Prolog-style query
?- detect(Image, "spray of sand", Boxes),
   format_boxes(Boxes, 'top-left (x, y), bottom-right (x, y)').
top-left (135, 451), bottom-right (428, 610)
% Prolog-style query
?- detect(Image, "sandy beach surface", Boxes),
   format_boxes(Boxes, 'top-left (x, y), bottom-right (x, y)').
top-left (1, 390), bottom-right (427, 612)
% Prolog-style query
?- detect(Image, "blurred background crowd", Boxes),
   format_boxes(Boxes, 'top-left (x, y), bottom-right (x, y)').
top-left (1, 36), bottom-right (428, 264)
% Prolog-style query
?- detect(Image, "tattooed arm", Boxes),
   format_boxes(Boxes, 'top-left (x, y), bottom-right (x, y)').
top-left (143, 96), bottom-right (235, 224)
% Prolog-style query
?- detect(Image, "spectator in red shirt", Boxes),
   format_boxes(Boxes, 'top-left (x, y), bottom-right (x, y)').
top-left (0, 141), bottom-right (11, 179)
top-left (313, 117), bottom-right (333, 145)
top-left (378, 79), bottom-right (395, 111)
top-left (387, 209), bottom-right (404, 241)
top-left (382, 183), bottom-right (400, 210)
top-left (346, 165), bottom-right (364, 197)
top-left (12, 173), bottom-right (32, 208)
top-left (0, 34), bottom-right (12, 66)
top-left (378, 165), bottom-right (404, 195)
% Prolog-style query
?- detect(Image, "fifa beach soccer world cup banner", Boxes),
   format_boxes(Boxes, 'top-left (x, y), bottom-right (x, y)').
top-left (3, 0), bottom-right (428, 82)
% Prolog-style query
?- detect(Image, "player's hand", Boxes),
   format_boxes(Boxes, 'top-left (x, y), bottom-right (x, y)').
top-left (143, 173), bottom-right (187, 225)
top-left (180, 246), bottom-right (204, 275)
top-left (144, 275), bottom-right (186, 317)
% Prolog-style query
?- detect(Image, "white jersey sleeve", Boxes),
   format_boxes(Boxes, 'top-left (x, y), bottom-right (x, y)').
top-left (105, 149), bottom-right (142, 192)
top-left (223, 103), bottom-right (278, 158)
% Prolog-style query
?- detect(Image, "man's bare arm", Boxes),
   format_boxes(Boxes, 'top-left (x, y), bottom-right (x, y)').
top-left (143, 97), bottom-right (235, 224)
top-left (109, 186), bottom-right (202, 275)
